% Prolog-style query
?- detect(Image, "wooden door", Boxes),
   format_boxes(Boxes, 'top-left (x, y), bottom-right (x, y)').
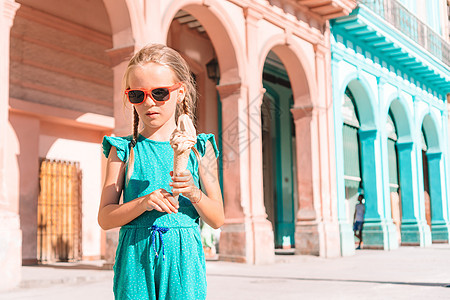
top-left (37, 159), bottom-right (82, 263)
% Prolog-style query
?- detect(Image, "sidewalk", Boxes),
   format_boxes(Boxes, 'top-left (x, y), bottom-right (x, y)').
top-left (1, 244), bottom-right (449, 299)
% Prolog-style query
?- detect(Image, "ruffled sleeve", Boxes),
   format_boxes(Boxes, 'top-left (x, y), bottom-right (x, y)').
top-left (102, 135), bottom-right (132, 162)
top-left (195, 133), bottom-right (219, 158)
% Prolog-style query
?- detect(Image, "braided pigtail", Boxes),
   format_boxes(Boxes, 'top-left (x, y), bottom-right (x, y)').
top-left (126, 108), bottom-right (139, 186)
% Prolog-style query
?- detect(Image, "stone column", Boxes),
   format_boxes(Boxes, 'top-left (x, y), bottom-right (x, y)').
top-left (291, 106), bottom-right (326, 256)
top-left (376, 80), bottom-right (398, 250)
top-left (426, 152), bottom-right (450, 242)
top-left (409, 127), bottom-right (432, 246)
top-left (244, 7), bottom-right (274, 264)
top-left (102, 45), bottom-right (135, 269)
top-left (217, 82), bottom-right (254, 263)
top-left (358, 129), bottom-right (392, 249)
top-left (331, 52), bottom-right (355, 256)
top-left (0, 0), bottom-right (21, 291)
top-left (397, 141), bottom-right (431, 246)
top-left (312, 42), bottom-right (341, 257)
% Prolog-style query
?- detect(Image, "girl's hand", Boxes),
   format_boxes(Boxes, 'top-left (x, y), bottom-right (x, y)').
top-left (170, 170), bottom-right (201, 202)
top-left (141, 189), bottom-right (179, 213)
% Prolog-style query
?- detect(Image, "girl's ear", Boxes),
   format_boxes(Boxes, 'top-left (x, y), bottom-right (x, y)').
top-left (177, 83), bottom-right (187, 103)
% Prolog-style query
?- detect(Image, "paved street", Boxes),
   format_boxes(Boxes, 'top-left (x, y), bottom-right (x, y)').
top-left (1, 244), bottom-right (449, 300)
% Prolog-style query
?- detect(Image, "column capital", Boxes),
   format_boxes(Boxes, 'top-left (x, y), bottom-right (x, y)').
top-left (396, 141), bottom-right (414, 151)
top-left (426, 151), bottom-right (442, 160)
top-left (216, 81), bottom-right (242, 100)
top-left (105, 45), bottom-right (135, 68)
top-left (291, 105), bottom-right (314, 120)
top-left (2, 0), bottom-right (20, 28)
top-left (358, 128), bottom-right (378, 140)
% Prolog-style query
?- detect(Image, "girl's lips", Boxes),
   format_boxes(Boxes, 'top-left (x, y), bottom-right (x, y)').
top-left (146, 112), bottom-right (159, 117)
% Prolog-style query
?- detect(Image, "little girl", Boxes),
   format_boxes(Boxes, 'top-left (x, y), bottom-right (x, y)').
top-left (98, 44), bottom-right (224, 299)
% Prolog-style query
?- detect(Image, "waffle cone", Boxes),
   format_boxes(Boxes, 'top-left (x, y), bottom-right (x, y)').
top-left (173, 150), bottom-right (191, 202)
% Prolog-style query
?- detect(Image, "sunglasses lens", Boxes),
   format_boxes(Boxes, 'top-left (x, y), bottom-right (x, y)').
top-left (151, 88), bottom-right (170, 101)
top-left (128, 90), bottom-right (145, 104)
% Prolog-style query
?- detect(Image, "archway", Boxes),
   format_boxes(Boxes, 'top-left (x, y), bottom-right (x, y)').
top-left (11, 0), bottom-right (115, 264)
top-left (385, 97), bottom-right (414, 246)
top-left (335, 75), bottom-right (389, 253)
top-left (341, 87), bottom-right (362, 242)
top-left (259, 39), bottom-right (318, 255)
top-left (261, 51), bottom-right (296, 251)
top-left (164, 3), bottom-right (242, 260)
top-left (421, 113), bottom-right (448, 243)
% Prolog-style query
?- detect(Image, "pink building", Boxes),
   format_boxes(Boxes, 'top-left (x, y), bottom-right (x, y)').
top-left (0, 0), bottom-right (356, 291)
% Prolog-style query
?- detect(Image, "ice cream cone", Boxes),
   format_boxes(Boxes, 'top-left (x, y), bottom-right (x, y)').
top-left (172, 149), bottom-right (191, 202)
top-left (170, 114), bottom-right (197, 203)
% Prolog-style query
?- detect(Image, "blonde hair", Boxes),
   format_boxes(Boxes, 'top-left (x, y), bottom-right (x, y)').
top-left (123, 44), bottom-right (198, 185)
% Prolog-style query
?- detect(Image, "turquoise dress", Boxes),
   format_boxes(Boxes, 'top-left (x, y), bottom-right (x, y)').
top-left (102, 133), bottom-right (219, 300)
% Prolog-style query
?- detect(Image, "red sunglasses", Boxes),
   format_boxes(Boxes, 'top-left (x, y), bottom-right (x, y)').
top-left (125, 82), bottom-right (182, 104)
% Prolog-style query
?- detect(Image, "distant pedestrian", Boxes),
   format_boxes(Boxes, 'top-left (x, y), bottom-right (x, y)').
top-left (97, 44), bottom-right (224, 299)
top-left (353, 194), bottom-right (365, 249)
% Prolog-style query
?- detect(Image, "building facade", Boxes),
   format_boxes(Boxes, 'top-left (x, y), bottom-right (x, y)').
top-left (331, 0), bottom-right (450, 255)
top-left (1, 0), bottom-right (359, 290)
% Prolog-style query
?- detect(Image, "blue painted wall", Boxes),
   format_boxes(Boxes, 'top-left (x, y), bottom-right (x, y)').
top-left (330, 1), bottom-right (450, 253)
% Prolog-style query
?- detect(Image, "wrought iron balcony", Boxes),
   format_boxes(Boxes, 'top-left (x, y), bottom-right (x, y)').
top-left (358, 0), bottom-right (449, 66)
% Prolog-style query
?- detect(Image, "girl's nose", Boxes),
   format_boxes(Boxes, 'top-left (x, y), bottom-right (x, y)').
top-left (144, 94), bottom-right (156, 106)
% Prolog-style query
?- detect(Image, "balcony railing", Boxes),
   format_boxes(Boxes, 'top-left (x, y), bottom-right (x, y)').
top-left (358, 0), bottom-right (449, 66)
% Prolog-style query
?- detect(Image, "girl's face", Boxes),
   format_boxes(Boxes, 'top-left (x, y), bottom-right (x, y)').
top-left (128, 62), bottom-right (185, 133)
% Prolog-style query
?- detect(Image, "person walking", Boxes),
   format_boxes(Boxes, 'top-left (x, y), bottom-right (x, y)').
top-left (353, 194), bottom-right (365, 250)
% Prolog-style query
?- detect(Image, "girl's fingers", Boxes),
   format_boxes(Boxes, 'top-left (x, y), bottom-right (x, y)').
top-left (149, 202), bottom-right (164, 212)
top-left (172, 170), bottom-right (191, 179)
top-left (170, 181), bottom-right (189, 188)
top-left (156, 199), bottom-right (174, 214)
top-left (160, 190), bottom-right (179, 211)
top-left (172, 174), bottom-right (191, 183)
top-left (166, 195), bottom-right (179, 209)
top-left (172, 187), bottom-right (191, 195)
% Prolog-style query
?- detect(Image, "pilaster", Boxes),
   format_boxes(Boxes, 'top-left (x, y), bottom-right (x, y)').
top-left (102, 45), bottom-right (135, 268)
top-left (426, 152), bottom-right (450, 243)
top-left (105, 45), bottom-right (135, 137)
top-left (291, 106), bottom-right (326, 256)
top-left (0, 0), bottom-right (21, 291)
top-left (400, 136), bottom-right (432, 246)
top-left (358, 128), bottom-right (396, 249)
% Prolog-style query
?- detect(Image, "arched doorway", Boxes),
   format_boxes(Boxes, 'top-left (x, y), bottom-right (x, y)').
top-left (421, 114), bottom-right (449, 243)
top-left (386, 110), bottom-right (401, 244)
top-left (341, 87), bottom-right (362, 246)
top-left (165, 4), bottom-right (243, 259)
top-left (10, 0), bottom-right (114, 264)
top-left (421, 127), bottom-right (431, 228)
top-left (335, 76), bottom-right (395, 252)
top-left (261, 51), bottom-right (296, 250)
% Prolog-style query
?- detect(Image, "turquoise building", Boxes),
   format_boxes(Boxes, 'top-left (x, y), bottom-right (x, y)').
top-left (331, 0), bottom-right (450, 255)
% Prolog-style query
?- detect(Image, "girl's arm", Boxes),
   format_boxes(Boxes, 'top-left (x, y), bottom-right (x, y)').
top-left (98, 147), bottom-right (178, 230)
top-left (171, 140), bottom-right (225, 229)
top-left (97, 147), bottom-right (146, 230)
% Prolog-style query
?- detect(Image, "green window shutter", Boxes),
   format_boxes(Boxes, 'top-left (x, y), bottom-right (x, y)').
top-left (343, 124), bottom-right (361, 188)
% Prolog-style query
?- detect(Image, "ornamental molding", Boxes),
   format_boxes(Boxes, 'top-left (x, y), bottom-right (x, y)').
top-left (2, 0), bottom-right (19, 27)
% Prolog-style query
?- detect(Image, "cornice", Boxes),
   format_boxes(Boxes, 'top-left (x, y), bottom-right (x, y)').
top-left (2, 0), bottom-right (20, 27)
